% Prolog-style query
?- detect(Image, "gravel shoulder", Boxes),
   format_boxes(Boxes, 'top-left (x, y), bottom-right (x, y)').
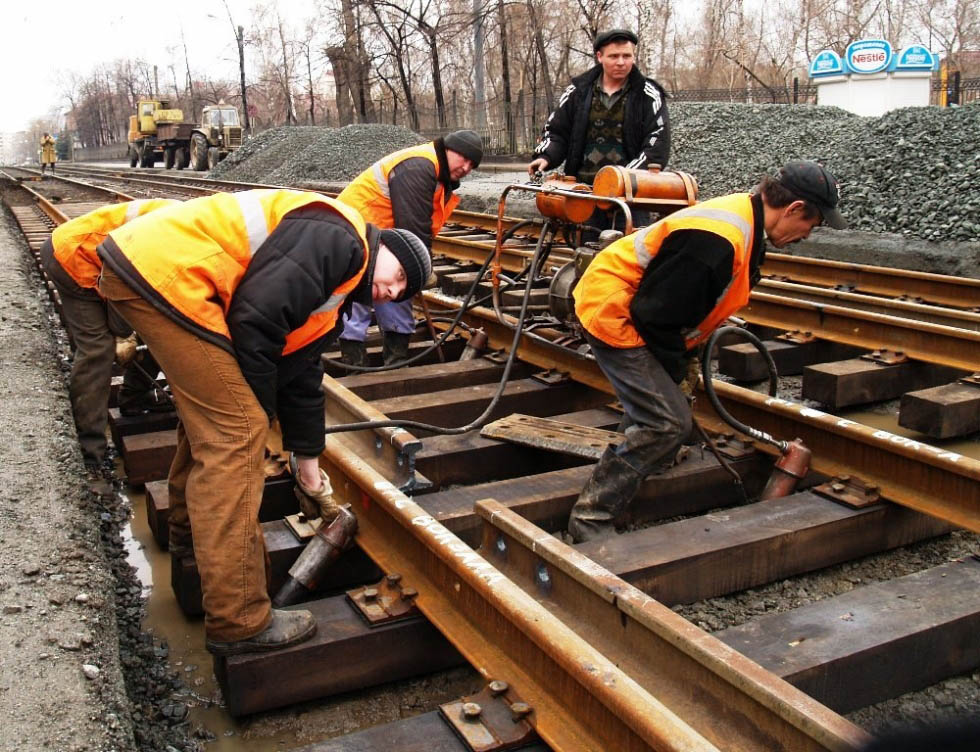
top-left (0, 207), bottom-right (135, 751)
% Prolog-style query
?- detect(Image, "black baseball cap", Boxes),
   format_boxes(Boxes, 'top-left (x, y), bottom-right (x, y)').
top-left (776, 161), bottom-right (847, 229)
top-left (593, 29), bottom-right (638, 53)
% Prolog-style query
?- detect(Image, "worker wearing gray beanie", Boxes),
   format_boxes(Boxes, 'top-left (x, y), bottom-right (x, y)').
top-left (444, 129), bottom-right (484, 169)
top-left (378, 228), bottom-right (432, 301)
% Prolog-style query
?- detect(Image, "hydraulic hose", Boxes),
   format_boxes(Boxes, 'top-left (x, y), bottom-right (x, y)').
top-left (332, 219), bottom-right (539, 374)
top-left (700, 325), bottom-right (788, 452)
top-left (323, 221), bottom-right (555, 436)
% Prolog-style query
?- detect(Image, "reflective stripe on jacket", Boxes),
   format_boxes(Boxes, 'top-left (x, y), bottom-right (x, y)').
top-left (51, 199), bottom-right (180, 289)
top-left (338, 143), bottom-right (459, 237)
top-left (103, 189), bottom-right (369, 355)
top-left (574, 193), bottom-right (755, 349)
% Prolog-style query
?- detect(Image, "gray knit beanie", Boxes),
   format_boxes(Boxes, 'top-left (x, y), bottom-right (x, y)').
top-left (444, 130), bottom-right (483, 168)
top-left (379, 228), bottom-right (431, 301)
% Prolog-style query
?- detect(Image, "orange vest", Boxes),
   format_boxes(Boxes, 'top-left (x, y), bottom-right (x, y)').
top-left (106, 189), bottom-right (370, 355)
top-left (337, 142), bottom-right (459, 238)
top-left (51, 199), bottom-right (180, 289)
top-left (574, 193), bottom-right (756, 350)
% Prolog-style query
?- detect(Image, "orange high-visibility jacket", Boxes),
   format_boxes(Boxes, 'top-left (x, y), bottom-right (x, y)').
top-left (99, 189), bottom-right (369, 356)
top-left (338, 142), bottom-right (459, 240)
top-left (51, 199), bottom-right (180, 290)
top-left (574, 192), bottom-right (756, 350)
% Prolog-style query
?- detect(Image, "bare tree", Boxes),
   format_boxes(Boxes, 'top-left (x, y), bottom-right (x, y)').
top-left (221, 0), bottom-right (251, 133)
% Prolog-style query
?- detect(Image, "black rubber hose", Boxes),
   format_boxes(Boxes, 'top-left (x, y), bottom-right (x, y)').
top-left (331, 219), bottom-right (539, 374)
top-left (700, 325), bottom-right (787, 451)
top-left (323, 221), bottom-right (555, 436)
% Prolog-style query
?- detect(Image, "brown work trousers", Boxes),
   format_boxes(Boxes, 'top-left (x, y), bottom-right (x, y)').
top-left (99, 265), bottom-right (272, 641)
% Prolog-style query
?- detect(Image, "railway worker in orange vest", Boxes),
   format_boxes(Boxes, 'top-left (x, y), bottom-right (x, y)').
top-left (40, 133), bottom-right (57, 174)
top-left (568, 161), bottom-right (847, 542)
top-left (39, 199), bottom-right (180, 495)
top-left (96, 189), bottom-right (430, 655)
top-left (336, 129), bottom-right (483, 366)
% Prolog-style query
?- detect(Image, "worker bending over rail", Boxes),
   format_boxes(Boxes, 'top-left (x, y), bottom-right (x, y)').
top-left (40, 199), bottom-right (179, 496)
top-left (94, 190), bottom-right (429, 655)
top-left (569, 161), bottom-right (847, 542)
top-left (337, 129), bottom-right (483, 366)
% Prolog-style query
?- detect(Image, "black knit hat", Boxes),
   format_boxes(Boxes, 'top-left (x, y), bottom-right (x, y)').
top-left (379, 228), bottom-right (431, 301)
top-left (776, 161), bottom-right (847, 229)
top-left (593, 29), bottom-right (638, 52)
top-left (443, 130), bottom-right (483, 168)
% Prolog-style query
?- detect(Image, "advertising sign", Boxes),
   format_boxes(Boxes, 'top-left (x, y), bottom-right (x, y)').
top-left (809, 50), bottom-right (844, 77)
top-left (845, 39), bottom-right (893, 74)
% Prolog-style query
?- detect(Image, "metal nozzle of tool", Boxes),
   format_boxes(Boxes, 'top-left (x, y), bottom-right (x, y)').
top-left (272, 505), bottom-right (358, 607)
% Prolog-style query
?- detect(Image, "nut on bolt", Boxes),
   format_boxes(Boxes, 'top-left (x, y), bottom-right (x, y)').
top-left (462, 702), bottom-right (482, 720)
top-left (488, 680), bottom-right (509, 696)
top-left (510, 702), bottom-right (532, 721)
top-left (362, 587), bottom-right (378, 602)
top-left (386, 573), bottom-right (402, 588)
top-left (401, 587), bottom-right (418, 602)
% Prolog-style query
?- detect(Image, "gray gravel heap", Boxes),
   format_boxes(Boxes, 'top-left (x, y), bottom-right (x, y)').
top-left (670, 101), bottom-right (980, 242)
top-left (209, 123), bottom-right (425, 184)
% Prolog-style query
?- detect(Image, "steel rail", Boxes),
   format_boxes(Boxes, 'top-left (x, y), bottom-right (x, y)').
top-left (315, 434), bottom-right (719, 752)
top-left (421, 291), bottom-right (980, 532)
top-left (756, 278), bottom-right (980, 332)
top-left (742, 291), bottom-right (980, 371)
top-left (475, 499), bottom-right (871, 752)
top-left (762, 252), bottom-right (980, 310)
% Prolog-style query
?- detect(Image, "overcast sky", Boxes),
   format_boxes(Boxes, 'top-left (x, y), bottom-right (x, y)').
top-left (0, 0), bottom-right (270, 133)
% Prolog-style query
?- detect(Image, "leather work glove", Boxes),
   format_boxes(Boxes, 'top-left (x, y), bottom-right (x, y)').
top-left (679, 355), bottom-right (701, 397)
top-left (114, 334), bottom-right (139, 366)
top-left (294, 468), bottom-right (341, 522)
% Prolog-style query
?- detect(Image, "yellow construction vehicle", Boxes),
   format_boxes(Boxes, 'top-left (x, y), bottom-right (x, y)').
top-left (127, 99), bottom-right (243, 170)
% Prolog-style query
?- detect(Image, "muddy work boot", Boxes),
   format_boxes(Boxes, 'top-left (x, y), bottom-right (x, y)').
top-left (205, 608), bottom-right (317, 656)
top-left (567, 447), bottom-right (645, 543)
top-left (339, 338), bottom-right (368, 367)
top-left (381, 332), bottom-right (411, 366)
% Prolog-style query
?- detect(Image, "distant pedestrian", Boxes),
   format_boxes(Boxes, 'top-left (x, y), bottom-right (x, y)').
top-left (40, 133), bottom-right (57, 174)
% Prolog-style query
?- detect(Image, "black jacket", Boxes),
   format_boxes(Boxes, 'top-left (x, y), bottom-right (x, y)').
top-left (533, 65), bottom-right (670, 180)
top-left (387, 137), bottom-right (458, 250)
top-left (629, 194), bottom-right (766, 381)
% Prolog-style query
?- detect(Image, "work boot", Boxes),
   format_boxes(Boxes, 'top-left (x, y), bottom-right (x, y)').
top-left (205, 608), bottom-right (317, 656)
top-left (381, 332), bottom-right (411, 367)
top-left (339, 338), bottom-right (368, 367)
top-left (567, 447), bottom-right (645, 543)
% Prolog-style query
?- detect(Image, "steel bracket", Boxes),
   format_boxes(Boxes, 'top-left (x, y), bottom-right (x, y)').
top-left (439, 681), bottom-right (539, 752)
top-left (531, 368), bottom-right (570, 385)
top-left (484, 349), bottom-right (509, 365)
top-left (834, 283), bottom-right (856, 292)
top-left (283, 513), bottom-right (323, 542)
top-left (896, 294), bottom-right (926, 305)
top-left (708, 432), bottom-right (758, 460)
top-left (775, 329), bottom-right (817, 345)
top-left (812, 475), bottom-right (882, 509)
top-left (957, 373), bottom-right (980, 389)
top-left (346, 573), bottom-right (420, 627)
top-left (859, 349), bottom-right (910, 366)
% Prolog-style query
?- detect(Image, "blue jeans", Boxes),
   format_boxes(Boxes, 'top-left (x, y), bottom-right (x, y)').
top-left (584, 330), bottom-right (691, 476)
top-left (340, 300), bottom-right (415, 341)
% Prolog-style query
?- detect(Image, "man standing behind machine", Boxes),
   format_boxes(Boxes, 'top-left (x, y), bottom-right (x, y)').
top-left (528, 29), bottom-right (670, 185)
top-left (337, 130), bottom-right (483, 366)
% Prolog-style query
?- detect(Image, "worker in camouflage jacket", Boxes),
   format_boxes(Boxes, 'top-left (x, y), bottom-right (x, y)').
top-left (528, 29), bottom-right (670, 185)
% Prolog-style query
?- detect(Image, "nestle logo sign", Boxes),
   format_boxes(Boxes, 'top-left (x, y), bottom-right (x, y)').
top-left (846, 39), bottom-right (893, 74)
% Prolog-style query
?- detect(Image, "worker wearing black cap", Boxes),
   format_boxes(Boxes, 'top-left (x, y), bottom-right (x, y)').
top-left (529, 29), bottom-right (670, 187)
top-left (568, 162), bottom-right (846, 542)
top-left (337, 130), bottom-right (483, 366)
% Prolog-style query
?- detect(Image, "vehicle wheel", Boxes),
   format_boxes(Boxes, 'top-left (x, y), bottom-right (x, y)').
top-left (207, 147), bottom-right (219, 170)
top-left (175, 147), bottom-right (189, 170)
top-left (164, 147), bottom-right (175, 169)
top-left (129, 147), bottom-right (138, 168)
top-left (190, 134), bottom-right (208, 171)
top-left (144, 148), bottom-right (156, 168)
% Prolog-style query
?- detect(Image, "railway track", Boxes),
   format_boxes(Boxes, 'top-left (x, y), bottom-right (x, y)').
top-left (2, 165), bottom-right (978, 750)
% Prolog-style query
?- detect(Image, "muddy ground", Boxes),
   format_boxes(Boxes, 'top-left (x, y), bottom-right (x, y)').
top-left (2, 174), bottom-right (980, 750)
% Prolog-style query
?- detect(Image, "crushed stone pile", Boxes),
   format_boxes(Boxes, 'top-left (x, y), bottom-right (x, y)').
top-left (209, 123), bottom-right (425, 184)
top-left (670, 102), bottom-right (980, 242)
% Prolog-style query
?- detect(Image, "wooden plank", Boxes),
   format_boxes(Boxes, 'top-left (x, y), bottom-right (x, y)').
top-left (802, 358), bottom-right (962, 408)
top-left (107, 407), bottom-right (178, 448)
top-left (578, 491), bottom-right (952, 606)
top-left (480, 414), bottom-right (622, 459)
top-left (370, 378), bottom-right (611, 430)
top-left (171, 521), bottom-right (382, 616)
top-left (337, 358), bottom-right (532, 402)
top-left (215, 598), bottom-right (464, 716)
top-left (899, 381), bottom-right (980, 439)
top-left (717, 557), bottom-right (980, 713)
top-left (718, 340), bottom-right (863, 381)
top-left (415, 407), bottom-right (618, 488)
top-left (323, 338), bottom-right (466, 378)
top-left (119, 429), bottom-right (176, 485)
top-left (421, 451), bottom-right (770, 547)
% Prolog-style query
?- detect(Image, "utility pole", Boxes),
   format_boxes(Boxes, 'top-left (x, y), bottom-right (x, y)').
top-left (473, 0), bottom-right (486, 129)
